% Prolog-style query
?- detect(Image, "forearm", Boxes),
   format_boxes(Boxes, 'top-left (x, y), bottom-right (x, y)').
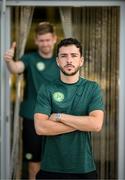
top-left (50, 111), bottom-right (104, 132)
top-left (6, 60), bottom-right (18, 73)
top-left (6, 60), bottom-right (24, 74)
top-left (60, 114), bottom-right (98, 132)
top-left (34, 113), bottom-right (76, 136)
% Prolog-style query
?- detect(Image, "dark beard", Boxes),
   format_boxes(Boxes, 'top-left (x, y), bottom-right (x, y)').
top-left (59, 66), bottom-right (80, 76)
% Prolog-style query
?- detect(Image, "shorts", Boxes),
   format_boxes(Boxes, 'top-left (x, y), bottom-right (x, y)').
top-left (22, 118), bottom-right (42, 162)
top-left (36, 170), bottom-right (97, 179)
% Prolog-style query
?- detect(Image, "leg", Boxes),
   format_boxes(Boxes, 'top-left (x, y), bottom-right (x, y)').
top-left (29, 162), bottom-right (40, 180)
top-left (22, 118), bottom-right (42, 179)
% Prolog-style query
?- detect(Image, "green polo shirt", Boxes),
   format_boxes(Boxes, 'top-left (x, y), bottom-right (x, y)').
top-left (19, 52), bottom-right (59, 120)
top-left (34, 77), bottom-right (105, 173)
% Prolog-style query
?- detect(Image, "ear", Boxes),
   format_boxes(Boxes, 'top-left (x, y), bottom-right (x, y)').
top-left (56, 57), bottom-right (60, 67)
top-left (53, 34), bottom-right (57, 44)
top-left (80, 56), bottom-right (84, 67)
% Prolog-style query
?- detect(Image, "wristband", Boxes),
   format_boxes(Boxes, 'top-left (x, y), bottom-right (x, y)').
top-left (55, 113), bottom-right (61, 122)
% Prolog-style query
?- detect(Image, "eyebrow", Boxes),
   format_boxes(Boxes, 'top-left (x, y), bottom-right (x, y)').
top-left (59, 53), bottom-right (79, 56)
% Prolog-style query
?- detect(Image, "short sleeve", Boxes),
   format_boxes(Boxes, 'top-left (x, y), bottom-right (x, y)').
top-left (34, 84), bottom-right (51, 116)
top-left (88, 82), bottom-right (105, 113)
top-left (20, 54), bottom-right (29, 68)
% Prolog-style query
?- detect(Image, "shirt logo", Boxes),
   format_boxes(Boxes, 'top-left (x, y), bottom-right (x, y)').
top-left (53, 92), bottom-right (64, 102)
top-left (36, 62), bottom-right (45, 71)
top-left (25, 153), bottom-right (32, 160)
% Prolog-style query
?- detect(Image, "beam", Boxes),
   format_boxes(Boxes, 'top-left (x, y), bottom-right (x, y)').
top-left (5, 0), bottom-right (125, 7)
top-left (0, 4), bottom-right (11, 179)
top-left (118, 3), bottom-right (125, 180)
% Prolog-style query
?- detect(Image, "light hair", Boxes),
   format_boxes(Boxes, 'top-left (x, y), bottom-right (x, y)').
top-left (35, 21), bottom-right (55, 35)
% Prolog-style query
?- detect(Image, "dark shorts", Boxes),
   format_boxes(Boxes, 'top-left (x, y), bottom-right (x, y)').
top-left (36, 170), bottom-right (97, 179)
top-left (22, 118), bottom-right (42, 162)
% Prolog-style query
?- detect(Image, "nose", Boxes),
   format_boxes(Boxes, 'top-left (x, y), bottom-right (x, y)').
top-left (66, 55), bottom-right (72, 63)
top-left (42, 41), bottom-right (48, 46)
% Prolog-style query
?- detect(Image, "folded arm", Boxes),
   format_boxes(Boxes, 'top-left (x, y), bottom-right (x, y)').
top-left (49, 110), bottom-right (104, 132)
top-left (34, 113), bottom-right (76, 136)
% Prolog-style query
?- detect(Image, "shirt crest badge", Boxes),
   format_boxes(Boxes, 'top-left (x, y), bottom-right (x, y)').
top-left (36, 62), bottom-right (45, 71)
top-left (53, 92), bottom-right (64, 102)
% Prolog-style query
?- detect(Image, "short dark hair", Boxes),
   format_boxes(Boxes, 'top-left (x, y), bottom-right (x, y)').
top-left (56, 38), bottom-right (83, 57)
top-left (35, 22), bottom-right (55, 35)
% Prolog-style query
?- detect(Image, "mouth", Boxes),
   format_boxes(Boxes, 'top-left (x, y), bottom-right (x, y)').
top-left (42, 47), bottom-right (49, 50)
top-left (64, 65), bottom-right (74, 72)
top-left (65, 64), bottom-right (74, 68)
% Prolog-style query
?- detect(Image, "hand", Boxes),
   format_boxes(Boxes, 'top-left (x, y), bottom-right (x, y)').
top-left (49, 113), bottom-right (57, 122)
top-left (4, 42), bottom-right (16, 62)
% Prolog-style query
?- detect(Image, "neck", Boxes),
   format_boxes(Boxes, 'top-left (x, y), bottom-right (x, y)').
top-left (38, 50), bottom-right (53, 59)
top-left (60, 72), bottom-right (80, 84)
